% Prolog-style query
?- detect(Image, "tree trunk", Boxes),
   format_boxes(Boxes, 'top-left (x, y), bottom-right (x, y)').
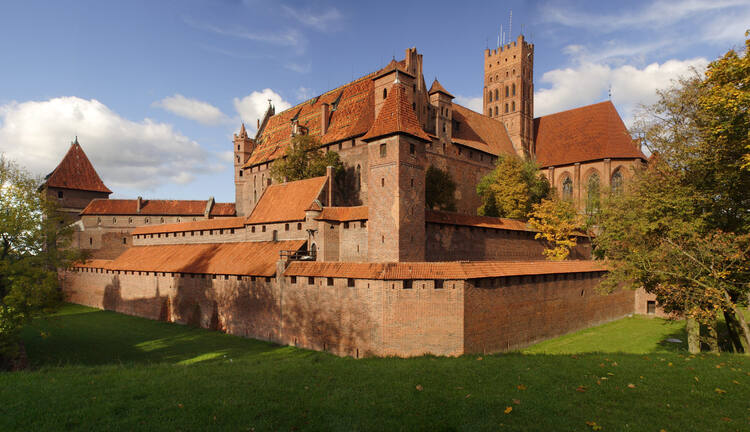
top-left (723, 290), bottom-right (750, 355)
top-left (723, 309), bottom-right (744, 353)
top-left (706, 319), bottom-right (719, 353)
top-left (687, 316), bottom-right (701, 354)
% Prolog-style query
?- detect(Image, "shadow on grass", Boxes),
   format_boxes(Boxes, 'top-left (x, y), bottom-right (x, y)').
top-left (20, 305), bottom-right (316, 369)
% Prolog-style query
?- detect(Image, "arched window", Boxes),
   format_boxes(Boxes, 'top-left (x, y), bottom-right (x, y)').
top-left (586, 172), bottom-right (601, 215)
top-left (383, 88), bottom-right (387, 99)
top-left (512, 83), bottom-right (516, 96)
top-left (494, 106), bottom-right (498, 116)
top-left (356, 164), bottom-right (361, 189)
top-left (310, 243), bottom-right (317, 258)
top-left (512, 101), bottom-right (515, 112)
top-left (610, 170), bottom-right (624, 194)
top-left (562, 176), bottom-right (573, 201)
top-left (504, 103), bottom-right (509, 113)
top-left (494, 89), bottom-right (498, 100)
top-left (488, 90), bottom-right (492, 102)
top-left (505, 86), bottom-right (509, 97)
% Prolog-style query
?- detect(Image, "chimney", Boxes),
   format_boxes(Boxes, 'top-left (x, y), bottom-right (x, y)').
top-left (325, 165), bottom-right (334, 206)
top-left (204, 196), bottom-right (215, 218)
top-left (321, 103), bottom-right (330, 135)
top-left (136, 196), bottom-right (142, 214)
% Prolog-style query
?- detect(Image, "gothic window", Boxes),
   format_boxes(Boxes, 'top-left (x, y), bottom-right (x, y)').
top-left (356, 164), bottom-right (361, 189)
top-left (494, 89), bottom-right (498, 100)
top-left (611, 169), bottom-right (624, 194)
top-left (488, 91), bottom-right (492, 102)
top-left (505, 86), bottom-right (509, 97)
top-left (512, 83), bottom-right (516, 96)
top-left (562, 176), bottom-right (573, 201)
top-left (512, 101), bottom-right (515, 112)
top-left (505, 103), bottom-right (509, 113)
top-left (494, 106), bottom-right (498, 116)
top-left (586, 172), bottom-right (601, 216)
top-left (383, 88), bottom-right (387, 99)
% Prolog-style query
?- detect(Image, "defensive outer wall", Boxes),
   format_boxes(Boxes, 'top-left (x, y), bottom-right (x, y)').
top-left (62, 261), bottom-right (636, 357)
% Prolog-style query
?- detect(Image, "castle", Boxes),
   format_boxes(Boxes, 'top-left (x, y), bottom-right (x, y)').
top-left (51, 37), bottom-right (657, 357)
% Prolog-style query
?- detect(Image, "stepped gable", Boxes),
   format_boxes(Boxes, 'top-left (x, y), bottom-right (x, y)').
top-left (428, 78), bottom-right (454, 98)
top-left (43, 139), bottom-right (111, 193)
top-left (315, 206), bottom-right (368, 222)
top-left (246, 176), bottom-right (327, 224)
top-left (534, 101), bottom-right (647, 167)
top-left (76, 240), bottom-right (305, 276)
top-left (362, 83), bottom-right (431, 142)
top-left (284, 260), bottom-right (606, 280)
top-left (81, 199), bottom-right (236, 216)
top-left (242, 63), bottom-right (409, 169)
top-left (451, 103), bottom-right (516, 156)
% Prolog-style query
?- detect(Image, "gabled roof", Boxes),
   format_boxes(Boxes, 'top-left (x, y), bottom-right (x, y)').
top-left (362, 83), bottom-right (431, 142)
top-left (80, 199), bottom-right (236, 216)
top-left (533, 101), bottom-right (647, 167)
top-left (43, 139), bottom-right (111, 193)
top-left (425, 210), bottom-right (530, 232)
top-left (246, 176), bottom-right (327, 224)
top-left (316, 206), bottom-right (368, 222)
top-left (284, 260), bottom-right (606, 280)
top-left (76, 240), bottom-right (305, 276)
top-left (451, 104), bottom-right (516, 156)
top-left (132, 216), bottom-right (246, 236)
top-left (428, 79), bottom-right (454, 98)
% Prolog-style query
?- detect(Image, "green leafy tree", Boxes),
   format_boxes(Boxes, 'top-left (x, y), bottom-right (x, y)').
top-left (528, 198), bottom-right (583, 261)
top-left (425, 166), bottom-right (457, 211)
top-left (597, 35), bottom-right (750, 353)
top-left (269, 134), bottom-right (344, 183)
top-left (476, 154), bottom-right (550, 219)
top-left (0, 156), bottom-right (83, 369)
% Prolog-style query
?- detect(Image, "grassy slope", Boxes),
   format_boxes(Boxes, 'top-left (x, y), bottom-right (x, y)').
top-left (0, 304), bottom-right (748, 431)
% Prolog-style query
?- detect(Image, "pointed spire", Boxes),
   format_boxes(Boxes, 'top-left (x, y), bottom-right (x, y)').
top-left (239, 123), bottom-right (247, 138)
top-left (44, 139), bottom-right (111, 194)
top-left (428, 79), bottom-right (454, 99)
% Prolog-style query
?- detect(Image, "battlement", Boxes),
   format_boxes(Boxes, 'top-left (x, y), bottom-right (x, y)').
top-left (485, 35), bottom-right (533, 58)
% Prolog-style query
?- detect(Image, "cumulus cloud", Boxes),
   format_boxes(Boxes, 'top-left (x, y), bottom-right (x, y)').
top-left (454, 95), bottom-right (483, 113)
top-left (0, 97), bottom-right (220, 191)
top-left (153, 94), bottom-right (229, 125)
top-left (233, 89), bottom-right (292, 133)
top-left (535, 57), bottom-right (709, 125)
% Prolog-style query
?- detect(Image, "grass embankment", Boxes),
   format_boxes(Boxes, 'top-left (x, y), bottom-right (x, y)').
top-left (1, 304), bottom-right (748, 431)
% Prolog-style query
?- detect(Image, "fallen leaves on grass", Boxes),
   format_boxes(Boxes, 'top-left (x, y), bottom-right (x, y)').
top-left (415, 385), bottom-right (423, 391)
top-left (586, 420), bottom-right (602, 430)
top-left (714, 388), bottom-right (726, 394)
top-left (516, 384), bottom-right (526, 391)
top-left (504, 406), bottom-right (513, 414)
top-left (627, 383), bottom-right (636, 389)
top-left (576, 385), bottom-right (587, 393)
top-left (512, 399), bottom-right (521, 405)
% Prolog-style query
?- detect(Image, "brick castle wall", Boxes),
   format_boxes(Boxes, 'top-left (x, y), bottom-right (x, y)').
top-left (63, 266), bottom-right (635, 357)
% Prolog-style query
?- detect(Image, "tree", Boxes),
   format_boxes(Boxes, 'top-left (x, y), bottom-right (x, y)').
top-left (527, 198), bottom-right (583, 261)
top-left (596, 35), bottom-right (750, 353)
top-left (0, 156), bottom-right (83, 369)
top-left (425, 166), bottom-right (457, 211)
top-left (476, 154), bottom-right (550, 219)
top-left (269, 134), bottom-right (344, 183)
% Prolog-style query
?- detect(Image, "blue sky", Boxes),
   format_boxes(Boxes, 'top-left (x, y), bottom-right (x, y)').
top-left (1, 0), bottom-right (748, 202)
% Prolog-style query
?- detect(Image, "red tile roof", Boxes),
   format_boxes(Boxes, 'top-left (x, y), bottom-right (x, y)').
top-left (242, 63), bottom-right (405, 168)
top-left (44, 139), bottom-right (111, 193)
top-left (131, 216), bottom-right (246, 235)
top-left (76, 240), bottom-right (305, 276)
top-left (428, 79), bottom-right (454, 98)
top-left (451, 104), bottom-right (516, 156)
top-left (246, 176), bottom-right (327, 224)
top-left (80, 199), bottom-right (236, 216)
top-left (284, 260), bottom-right (606, 280)
top-left (362, 83), bottom-right (431, 142)
top-left (534, 101), bottom-right (647, 167)
top-left (316, 206), bottom-right (368, 221)
top-left (425, 210), bottom-right (531, 232)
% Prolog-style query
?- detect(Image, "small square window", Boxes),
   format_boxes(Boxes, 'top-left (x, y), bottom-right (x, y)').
top-left (347, 278), bottom-right (355, 287)
top-left (297, 223), bottom-right (302, 230)
top-left (308, 277), bottom-right (315, 285)
top-left (291, 276), bottom-right (297, 284)
top-left (57, 190), bottom-right (63, 199)
top-left (327, 277), bottom-right (334, 286)
top-left (285, 223), bottom-right (289, 231)
top-left (344, 222), bottom-right (349, 229)
top-left (403, 280), bottom-right (412, 289)
top-left (435, 279), bottom-right (444, 289)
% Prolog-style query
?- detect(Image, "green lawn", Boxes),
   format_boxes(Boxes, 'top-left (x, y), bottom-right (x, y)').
top-left (1, 304), bottom-right (748, 431)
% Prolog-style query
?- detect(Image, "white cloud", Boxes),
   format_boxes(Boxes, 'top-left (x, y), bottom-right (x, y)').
top-left (0, 97), bottom-right (221, 191)
top-left (281, 6), bottom-right (343, 32)
top-left (233, 89), bottom-right (292, 134)
top-left (153, 94), bottom-right (228, 126)
top-left (454, 95), bottom-right (483, 113)
top-left (535, 57), bottom-right (709, 125)
top-left (541, 0), bottom-right (748, 32)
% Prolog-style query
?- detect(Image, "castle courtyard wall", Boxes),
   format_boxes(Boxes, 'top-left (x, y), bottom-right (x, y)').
top-left (62, 265), bottom-right (636, 357)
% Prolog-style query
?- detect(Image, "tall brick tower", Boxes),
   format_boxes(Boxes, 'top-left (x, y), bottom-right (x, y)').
top-left (233, 123), bottom-right (254, 216)
top-left (362, 80), bottom-right (431, 262)
top-left (483, 34), bottom-right (534, 157)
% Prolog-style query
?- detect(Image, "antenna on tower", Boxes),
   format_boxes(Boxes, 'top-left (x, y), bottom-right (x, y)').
top-left (500, 24), bottom-right (503, 46)
top-left (509, 10), bottom-right (512, 40)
